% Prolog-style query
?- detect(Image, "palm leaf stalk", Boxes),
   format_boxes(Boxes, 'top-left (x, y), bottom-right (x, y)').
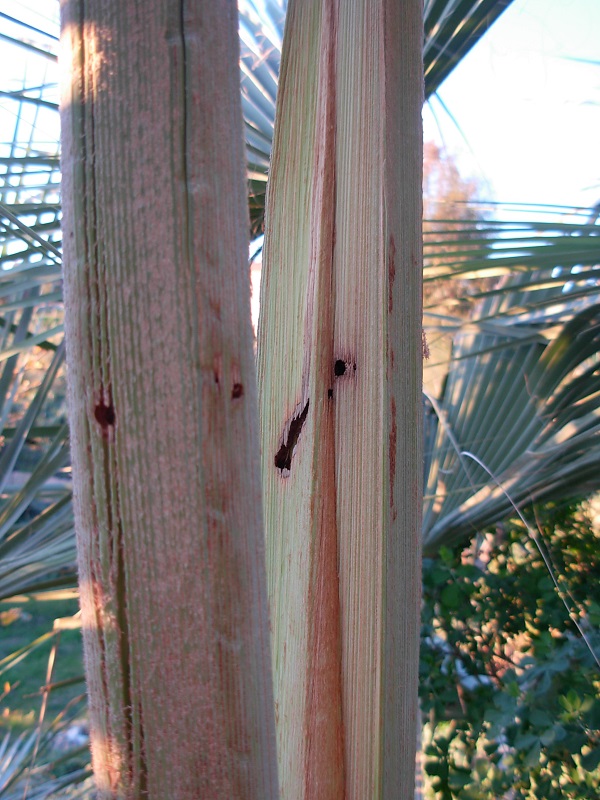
top-left (60, 1), bottom-right (277, 796)
top-left (258, 0), bottom-right (423, 795)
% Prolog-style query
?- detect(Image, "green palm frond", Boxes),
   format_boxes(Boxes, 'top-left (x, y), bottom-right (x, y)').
top-left (6, 2), bottom-right (597, 796)
top-left (0, 5), bottom-right (73, 600)
top-left (423, 211), bottom-right (600, 552)
top-left (0, 727), bottom-right (90, 800)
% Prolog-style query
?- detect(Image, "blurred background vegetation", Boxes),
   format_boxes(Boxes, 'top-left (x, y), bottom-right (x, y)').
top-left (0, 1), bottom-right (599, 797)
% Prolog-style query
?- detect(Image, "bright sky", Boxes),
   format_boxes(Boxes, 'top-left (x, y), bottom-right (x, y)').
top-left (425, 0), bottom-right (600, 215)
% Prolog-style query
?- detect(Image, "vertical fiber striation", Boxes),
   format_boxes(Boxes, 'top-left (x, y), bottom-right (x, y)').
top-left (60, 2), bottom-right (277, 797)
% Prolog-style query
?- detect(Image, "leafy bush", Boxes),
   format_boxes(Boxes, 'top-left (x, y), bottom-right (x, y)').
top-left (421, 501), bottom-right (600, 799)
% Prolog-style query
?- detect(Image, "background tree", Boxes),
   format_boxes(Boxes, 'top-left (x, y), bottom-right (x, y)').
top-left (423, 140), bottom-right (487, 320)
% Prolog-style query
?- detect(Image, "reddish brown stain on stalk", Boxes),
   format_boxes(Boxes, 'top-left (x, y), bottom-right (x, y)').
top-left (213, 354), bottom-right (222, 386)
top-left (209, 297), bottom-right (221, 320)
top-left (388, 234), bottom-right (396, 314)
top-left (305, 396), bottom-right (344, 799)
top-left (389, 396), bottom-right (397, 520)
top-left (302, 2), bottom-right (344, 794)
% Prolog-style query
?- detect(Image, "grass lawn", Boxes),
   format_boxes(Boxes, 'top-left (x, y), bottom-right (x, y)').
top-left (1, 590), bottom-right (86, 733)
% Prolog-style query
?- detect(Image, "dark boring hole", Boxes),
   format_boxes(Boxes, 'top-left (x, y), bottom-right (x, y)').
top-left (94, 402), bottom-right (115, 429)
top-left (334, 359), bottom-right (346, 376)
top-left (232, 383), bottom-right (244, 399)
top-left (274, 400), bottom-right (310, 472)
top-left (328, 388), bottom-right (333, 399)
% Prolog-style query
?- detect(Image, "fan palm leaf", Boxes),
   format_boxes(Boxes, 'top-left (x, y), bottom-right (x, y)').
top-left (423, 211), bottom-right (600, 551)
